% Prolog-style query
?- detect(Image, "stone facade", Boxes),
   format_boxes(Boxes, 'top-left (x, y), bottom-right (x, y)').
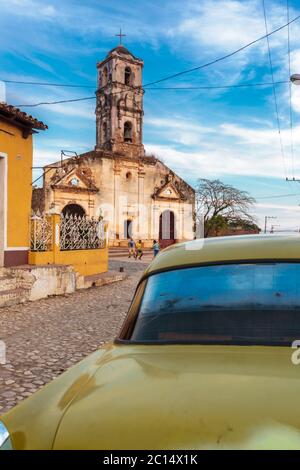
top-left (33, 45), bottom-right (195, 247)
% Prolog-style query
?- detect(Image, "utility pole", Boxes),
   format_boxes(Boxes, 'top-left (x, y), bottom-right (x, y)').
top-left (264, 216), bottom-right (277, 234)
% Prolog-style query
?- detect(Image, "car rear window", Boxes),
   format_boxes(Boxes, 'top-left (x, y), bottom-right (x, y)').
top-left (129, 263), bottom-right (300, 345)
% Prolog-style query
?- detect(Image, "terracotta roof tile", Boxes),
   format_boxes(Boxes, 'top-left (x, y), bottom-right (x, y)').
top-left (0, 102), bottom-right (48, 130)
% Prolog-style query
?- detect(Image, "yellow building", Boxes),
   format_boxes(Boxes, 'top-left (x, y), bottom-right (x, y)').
top-left (0, 102), bottom-right (47, 267)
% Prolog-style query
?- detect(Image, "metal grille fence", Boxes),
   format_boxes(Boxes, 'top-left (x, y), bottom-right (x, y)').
top-left (60, 214), bottom-right (105, 251)
top-left (30, 211), bottom-right (52, 252)
top-left (30, 212), bottom-right (105, 252)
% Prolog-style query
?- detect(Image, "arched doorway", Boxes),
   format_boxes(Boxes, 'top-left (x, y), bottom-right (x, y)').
top-left (159, 210), bottom-right (175, 248)
top-left (62, 204), bottom-right (85, 217)
top-left (124, 219), bottom-right (133, 239)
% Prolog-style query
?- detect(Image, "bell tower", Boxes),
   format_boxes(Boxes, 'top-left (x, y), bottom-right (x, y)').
top-left (95, 45), bottom-right (145, 158)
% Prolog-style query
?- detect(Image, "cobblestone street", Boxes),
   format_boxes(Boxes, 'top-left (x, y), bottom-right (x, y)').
top-left (0, 260), bottom-right (148, 414)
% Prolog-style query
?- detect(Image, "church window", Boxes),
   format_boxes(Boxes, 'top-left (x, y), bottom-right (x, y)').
top-left (125, 67), bottom-right (131, 86)
top-left (124, 121), bottom-right (133, 143)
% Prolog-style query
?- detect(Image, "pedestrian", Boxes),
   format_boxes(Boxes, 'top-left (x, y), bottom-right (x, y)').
top-left (135, 240), bottom-right (143, 260)
top-left (128, 237), bottom-right (135, 258)
top-left (152, 239), bottom-right (160, 257)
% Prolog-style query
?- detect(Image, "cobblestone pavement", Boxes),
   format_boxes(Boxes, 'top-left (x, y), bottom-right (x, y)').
top-left (0, 260), bottom-right (148, 414)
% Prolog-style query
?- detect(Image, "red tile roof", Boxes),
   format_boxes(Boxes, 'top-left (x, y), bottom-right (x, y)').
top-left (0, 102), bottom-right (47, 130)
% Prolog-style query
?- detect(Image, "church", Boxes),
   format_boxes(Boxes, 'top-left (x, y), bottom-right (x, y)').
top-left (33, 44), bottom-right (195, 248)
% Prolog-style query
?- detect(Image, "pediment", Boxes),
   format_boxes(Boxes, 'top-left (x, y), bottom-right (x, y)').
top-left (153, 182), bottom-right (182, 200)
top-left (51, 167), bottom-right (98, 192)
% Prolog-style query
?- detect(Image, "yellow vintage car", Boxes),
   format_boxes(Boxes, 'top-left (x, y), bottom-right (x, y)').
top-left (2, 234), bottom-right (300, 450)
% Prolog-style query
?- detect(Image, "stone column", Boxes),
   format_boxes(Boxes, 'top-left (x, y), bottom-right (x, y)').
top-left (113, 164), bottom-right (121, 242)
top-left (152, 204), bottom-right (160, 241)
top-left (137, 170), bottom-right (146, 240)
top-left (51, 213), bottom-right (60, 265)
top-left (177, 203), bottom-right (184, 240)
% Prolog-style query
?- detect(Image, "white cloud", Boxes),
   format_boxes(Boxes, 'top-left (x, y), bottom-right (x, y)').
top-left (145, 114), bottom-right (299, 179)
top-left (145, 142), bottom-right (284, 179)
top-left (167, 0), bottom-right (300, 92)
top-left (171, 0), bottom-right (298, 53)
top-left (0, 0), bottom-right (57, 19)
top-left (43, 101), bottom-right (95, 120)
top-left (145, 116), bottom-right (215, 146)
top-left (254, 201), bottom-right (300, 231)
top-left (220, 122), bottom-right (300, 145)
top-left (145, 111), bottom-right (300, 231)
top-left (173, 0), bottom-right (265, 52)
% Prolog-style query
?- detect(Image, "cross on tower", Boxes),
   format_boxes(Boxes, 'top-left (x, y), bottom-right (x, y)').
top-left (115, 28), bottom-right (126, 45)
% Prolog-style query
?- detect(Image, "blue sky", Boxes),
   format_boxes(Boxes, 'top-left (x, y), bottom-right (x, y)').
top-left (1, 0), bottom-right (300, 231)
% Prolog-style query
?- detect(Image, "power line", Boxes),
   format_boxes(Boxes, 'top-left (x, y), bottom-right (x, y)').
top-left (4, 78), bottom-right (289, 91)
top-left (143, 13), bottom-right (300, 88)
top-left (14, 80), bottom-right (290, 107)
top-left (256, 192), bottom-right (300, 199)
top-left (1, 79), bottom-right (95, 88)
top-left (2, 13), bottom-right (300, 92)
top-left (287, 0), bottom-right (295, 179)
top-left (15, 96), bottom-right (96, 107)
top-left (146, 81), bottom-right (289, 90)
top-left (14, 87), bottom-right (133, 107)
top-left (262, 0), bottom-right (288, 181)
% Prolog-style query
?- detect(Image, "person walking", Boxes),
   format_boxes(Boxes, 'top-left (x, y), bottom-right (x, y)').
top-left (135, 240), bottom-right (143, 260)
top-left (128, 238), bottom-right (135, 258)
top-left (152, 240), bottom-right (160, 257)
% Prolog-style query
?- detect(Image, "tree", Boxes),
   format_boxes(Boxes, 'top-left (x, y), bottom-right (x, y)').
top-left (195, 179), bottom-right (256, 238)
top-left (205, 214), bottom-right (228, 237)
top-left (228, 217), bottom-right (260, 233)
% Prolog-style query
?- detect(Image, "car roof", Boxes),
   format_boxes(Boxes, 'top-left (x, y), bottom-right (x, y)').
top-left (145, 234), bottom-right (300, 276)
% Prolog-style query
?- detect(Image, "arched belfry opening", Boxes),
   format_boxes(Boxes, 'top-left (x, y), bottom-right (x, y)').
top-left (102, 67), bottom-right (108, 87)
top-left (124, 67), bottom-right (131, 85)
top-left (124, 121), bottom-right (133, 143)
top-left (103, 122), bottom-right (107, 141)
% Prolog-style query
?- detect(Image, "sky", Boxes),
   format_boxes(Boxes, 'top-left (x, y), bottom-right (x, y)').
top-left (1, 0), bottom-right (300, 231)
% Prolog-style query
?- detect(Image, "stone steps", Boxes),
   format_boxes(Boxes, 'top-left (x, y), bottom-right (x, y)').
top-left (0, 287), bottom-right (30, 308)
